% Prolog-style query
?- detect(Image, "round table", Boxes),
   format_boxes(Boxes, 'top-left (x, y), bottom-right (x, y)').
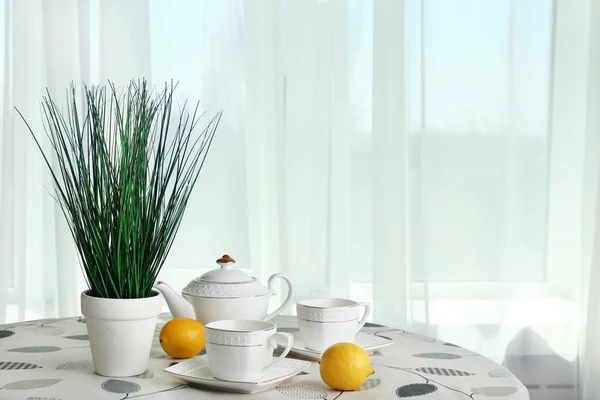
top-left (0, 313), bottom-right (529, 399)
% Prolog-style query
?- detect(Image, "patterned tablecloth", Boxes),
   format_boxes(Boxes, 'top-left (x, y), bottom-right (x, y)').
top-left (0, 313), bottom-right (529, 399)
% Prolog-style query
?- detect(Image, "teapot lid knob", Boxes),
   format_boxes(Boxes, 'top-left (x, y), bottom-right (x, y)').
top-left (196, 254), bottom-right (254, 283)
top-left (217, 254), bottom-right (236, 265)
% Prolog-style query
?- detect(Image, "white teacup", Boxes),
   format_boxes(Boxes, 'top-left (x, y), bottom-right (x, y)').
top-left (296, 298), bottom-right (372, 352)
top-left (204, 319), bottom-right (294, 382)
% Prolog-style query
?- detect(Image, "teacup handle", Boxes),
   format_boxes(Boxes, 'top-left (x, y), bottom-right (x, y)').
top-left (264, 274), bottom-right (294, 321)
top-left (356, 302), bottom-right (372, 332)
top-left (263, 332), bottom-right (294, 373)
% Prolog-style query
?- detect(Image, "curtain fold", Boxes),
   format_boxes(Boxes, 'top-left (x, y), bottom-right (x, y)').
top-left (372, 0), bottom-right (410, 327)
top-left (580, 0), bottom-right (600, 397)
top-left (99, 0), bottom-right (151, 83)
top-left (6, 0), bottom-right (53, 322)
top-left (243, 0), bottom-right (286, 300)
top-left (41, 0), bottom-right (87, 320)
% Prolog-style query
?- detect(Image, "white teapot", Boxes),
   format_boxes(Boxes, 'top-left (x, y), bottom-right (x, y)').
top-left (153, 255), bottom-right (294, 325)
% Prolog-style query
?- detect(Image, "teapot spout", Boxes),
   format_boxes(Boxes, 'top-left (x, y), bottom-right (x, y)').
top-left (153, 281), bottom-right (195, 320)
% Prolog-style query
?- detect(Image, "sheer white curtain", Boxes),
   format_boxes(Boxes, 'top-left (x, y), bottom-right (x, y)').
top-left (0, 0), bottom-right (599, 399)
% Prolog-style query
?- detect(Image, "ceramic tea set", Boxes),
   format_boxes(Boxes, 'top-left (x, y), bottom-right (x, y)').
top-left (155, 255), bottom-right (390, 391)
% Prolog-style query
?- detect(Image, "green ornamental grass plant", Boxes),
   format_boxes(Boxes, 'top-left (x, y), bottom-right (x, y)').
top-left (17, 79), bottom-right (221, 299)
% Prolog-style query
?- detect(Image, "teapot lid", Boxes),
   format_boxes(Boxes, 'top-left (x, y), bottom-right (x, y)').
top-left (182, 254), bottom-right (269, 298)
top-left (199, 255), bottom-right (253, 283)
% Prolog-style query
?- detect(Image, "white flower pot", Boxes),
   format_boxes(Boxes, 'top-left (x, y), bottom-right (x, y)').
top-left (80, 290), bottom-right (163, 377)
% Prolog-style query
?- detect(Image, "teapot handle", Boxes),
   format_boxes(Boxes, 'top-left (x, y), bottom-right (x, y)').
top-left (264, 273), bottom-right (294, 322)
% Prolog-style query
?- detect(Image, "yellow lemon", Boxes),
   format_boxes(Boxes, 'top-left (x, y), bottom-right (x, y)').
top-left (320, 342), bottom-right (375, 391)
top-left (159, 318), bottom-right (205, 359)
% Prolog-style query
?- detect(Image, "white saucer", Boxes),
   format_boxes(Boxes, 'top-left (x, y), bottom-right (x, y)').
top-left (164, 355), bottom-right (311, 394)
top-left (276, 332), bottom-right (394, 361)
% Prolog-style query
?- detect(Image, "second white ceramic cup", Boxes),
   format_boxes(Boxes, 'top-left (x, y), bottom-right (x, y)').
top-left (204, 319), bottom-right (294, 382)
top-left (296, 298), bottom-right (372, 352)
